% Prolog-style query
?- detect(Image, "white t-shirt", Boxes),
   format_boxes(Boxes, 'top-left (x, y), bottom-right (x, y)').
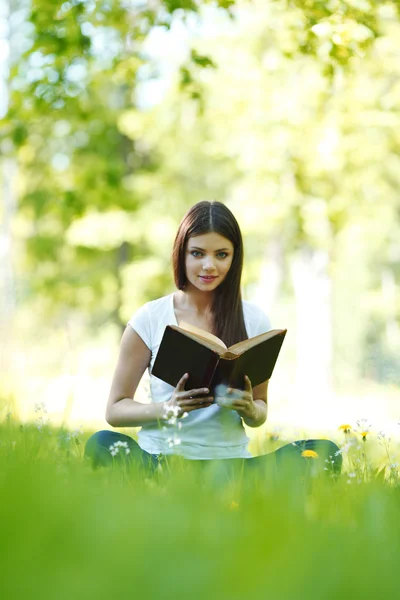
top-left (127, 292), bottom-right (271, 459)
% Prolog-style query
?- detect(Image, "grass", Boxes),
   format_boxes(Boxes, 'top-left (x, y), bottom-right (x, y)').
top-left (1, 409), bottom-right (400, 600)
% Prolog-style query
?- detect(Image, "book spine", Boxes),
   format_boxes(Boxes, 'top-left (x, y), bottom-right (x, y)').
top-left (210, 358), bottom-right (236, 393)
top-left (204, 356), bottom-right (220, 388)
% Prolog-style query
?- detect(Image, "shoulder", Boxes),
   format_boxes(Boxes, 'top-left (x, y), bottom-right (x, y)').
top-left (128, 294), bottom-right (170, 322)
top-left (242, 299), bottom-right (269, 321)
top-left (145, 294), bottom-right (172, 315)
top-left (126, 294), bottom-right (171, 349)
top-left (242, 300), bottom-right (271, 334)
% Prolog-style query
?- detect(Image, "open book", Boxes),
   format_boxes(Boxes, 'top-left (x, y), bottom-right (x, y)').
top-left (151, 320), bottom-right (287, 394)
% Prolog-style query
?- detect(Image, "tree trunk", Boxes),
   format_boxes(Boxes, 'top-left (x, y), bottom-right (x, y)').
top-left (290, 247), bottom-right (333, 415)
top-left (251, 238), bottom-right (283, 313)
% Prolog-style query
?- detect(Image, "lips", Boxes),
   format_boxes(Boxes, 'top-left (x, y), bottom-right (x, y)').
top-left (200, 276), bottom-right (217, 281)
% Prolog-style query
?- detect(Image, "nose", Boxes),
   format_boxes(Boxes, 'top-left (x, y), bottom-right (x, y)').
top-left (202, 257), bottom-right (216, 271)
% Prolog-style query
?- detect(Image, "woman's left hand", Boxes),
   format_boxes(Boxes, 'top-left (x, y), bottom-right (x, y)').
top-left (218, 375), bottom-right (258, 420)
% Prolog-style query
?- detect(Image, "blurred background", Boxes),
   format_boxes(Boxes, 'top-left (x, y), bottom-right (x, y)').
top-left (1, 0), bottom-right (399, 443)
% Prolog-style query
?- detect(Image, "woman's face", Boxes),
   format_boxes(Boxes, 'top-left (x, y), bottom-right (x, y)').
top-left (184, 232), bottom-right (234, 292)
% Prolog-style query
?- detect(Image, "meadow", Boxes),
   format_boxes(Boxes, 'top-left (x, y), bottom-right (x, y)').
top-left (1, 407), bottom-right (399, 600)
top-left (2, 1), bottom-right (400, 597)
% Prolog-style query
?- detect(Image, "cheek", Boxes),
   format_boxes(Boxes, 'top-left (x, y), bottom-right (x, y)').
top-left (224, 258), bottom-right (234, 272)
top-left (185, 257), bottom-right (196, 272)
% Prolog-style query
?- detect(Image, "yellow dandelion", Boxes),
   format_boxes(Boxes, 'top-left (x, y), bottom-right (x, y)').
top-left (360, 431), bottom-right (369, 441)
top-left (230, 500), bottom-right (239, 510)
top-left (339, 424), bottom-right (352, 433)
top-left (301, 450), bottom-right (319, 459)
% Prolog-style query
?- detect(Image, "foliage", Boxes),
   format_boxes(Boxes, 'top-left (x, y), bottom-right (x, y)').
top-left (2, 0), bottom-right (400, 382)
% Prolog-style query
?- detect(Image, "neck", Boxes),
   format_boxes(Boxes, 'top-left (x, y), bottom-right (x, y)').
top-left (176, 286), bottom-right (214, 315)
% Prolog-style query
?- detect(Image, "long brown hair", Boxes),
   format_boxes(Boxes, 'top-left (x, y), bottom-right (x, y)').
top-left (172, 201), bottom-right (248, 347)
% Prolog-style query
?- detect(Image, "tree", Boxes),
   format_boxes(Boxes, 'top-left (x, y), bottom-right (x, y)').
top-left (3, 0), bottom-right (399, 393)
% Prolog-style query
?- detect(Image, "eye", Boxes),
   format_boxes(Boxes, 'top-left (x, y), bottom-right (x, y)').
top-left (190, 251), bottom-right (229, 258)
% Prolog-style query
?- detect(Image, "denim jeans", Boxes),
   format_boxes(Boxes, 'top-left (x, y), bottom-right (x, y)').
top-left (84, 430), bottom-right (342, 481)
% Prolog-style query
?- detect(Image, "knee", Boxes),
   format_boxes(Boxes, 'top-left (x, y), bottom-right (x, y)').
top-left (84, 430), bottom-right (115, 467)
top-left (293, 438), bottom-right (343, 475)
top-left (318, 439), bottom-right (341, 458)
top-left (85, 430), bottom-right (113, 451)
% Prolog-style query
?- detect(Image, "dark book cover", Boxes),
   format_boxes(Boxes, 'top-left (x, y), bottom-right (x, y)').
top-left (151, 326), bottom-right (286, 394)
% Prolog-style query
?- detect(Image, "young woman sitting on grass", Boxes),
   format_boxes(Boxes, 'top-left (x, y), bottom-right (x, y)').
top-left (85, 201), bottom-right (342, 479)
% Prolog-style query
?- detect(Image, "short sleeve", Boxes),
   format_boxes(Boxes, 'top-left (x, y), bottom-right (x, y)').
top-left (254, 309), bottom-right (272, 336)
top-left (127, 303), bottom-right (152, 350)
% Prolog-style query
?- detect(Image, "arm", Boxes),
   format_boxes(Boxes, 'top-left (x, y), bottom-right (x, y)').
top-left (106, 326), bottom-right (167, 427)
top-left (106, 327), bottom-right (214, 427)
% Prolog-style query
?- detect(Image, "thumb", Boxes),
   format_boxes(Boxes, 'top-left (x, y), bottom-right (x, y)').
top-left (177, 372), bottom-right (189, 390)
top-left (244, 375), bottom-right (252, 391)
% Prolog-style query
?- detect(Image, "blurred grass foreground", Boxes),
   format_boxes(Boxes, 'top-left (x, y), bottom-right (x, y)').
top-left (1, 0), bottom-right (400, 436)
top-left (1, 416), bottom-right (400, 599)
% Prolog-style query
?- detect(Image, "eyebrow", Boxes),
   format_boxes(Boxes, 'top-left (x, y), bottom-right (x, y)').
top-left (189, 246), bottom-right (231, 252)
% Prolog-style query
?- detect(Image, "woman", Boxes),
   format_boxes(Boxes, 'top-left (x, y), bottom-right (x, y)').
top-left (85, 201), bottom-right (342, 479)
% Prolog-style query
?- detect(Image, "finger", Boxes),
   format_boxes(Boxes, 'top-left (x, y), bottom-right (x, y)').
top-left (176, 373), bottom-right (189, 391)
top-left (244, 375), bottom-right (252, 391)
top-left (191, 400), bottom-right (214, 411)
top-left (180, 396), bottom-right (213, 407)
top-left (182, 387), bottom-right (209, 398)
top-left (229, 400), bottom-right (249, 410)
top-left (226, 387), bottom-right (243, 398)
top-left (181, 400), bottom-right (213, 414)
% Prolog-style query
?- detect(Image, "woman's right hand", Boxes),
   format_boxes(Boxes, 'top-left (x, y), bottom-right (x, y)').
top-left (163, 373), bottom-right (214, 419)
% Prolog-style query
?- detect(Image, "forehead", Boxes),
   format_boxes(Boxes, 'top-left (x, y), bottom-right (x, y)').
top-left (187, 232), bottom-right (234, 250)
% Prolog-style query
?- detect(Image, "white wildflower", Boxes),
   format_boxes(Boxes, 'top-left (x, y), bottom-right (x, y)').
top-left (167, 436), bottom-right (181, 448)
top-left (119, 441), bottom-right (128, 448)
top-left (109, 443), bottom-right (120, 455)
top-left (335, 440), bottom-right (357, 456)
top-left (70, 426), bottom-right (83, 439)
top-left (355, 418), bottom-right (372, 433)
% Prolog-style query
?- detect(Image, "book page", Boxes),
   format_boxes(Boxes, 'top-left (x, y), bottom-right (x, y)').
top-left (177, 321), bottom-right (227, 350)
top-left (228, 329), bottom-right (287, 354)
